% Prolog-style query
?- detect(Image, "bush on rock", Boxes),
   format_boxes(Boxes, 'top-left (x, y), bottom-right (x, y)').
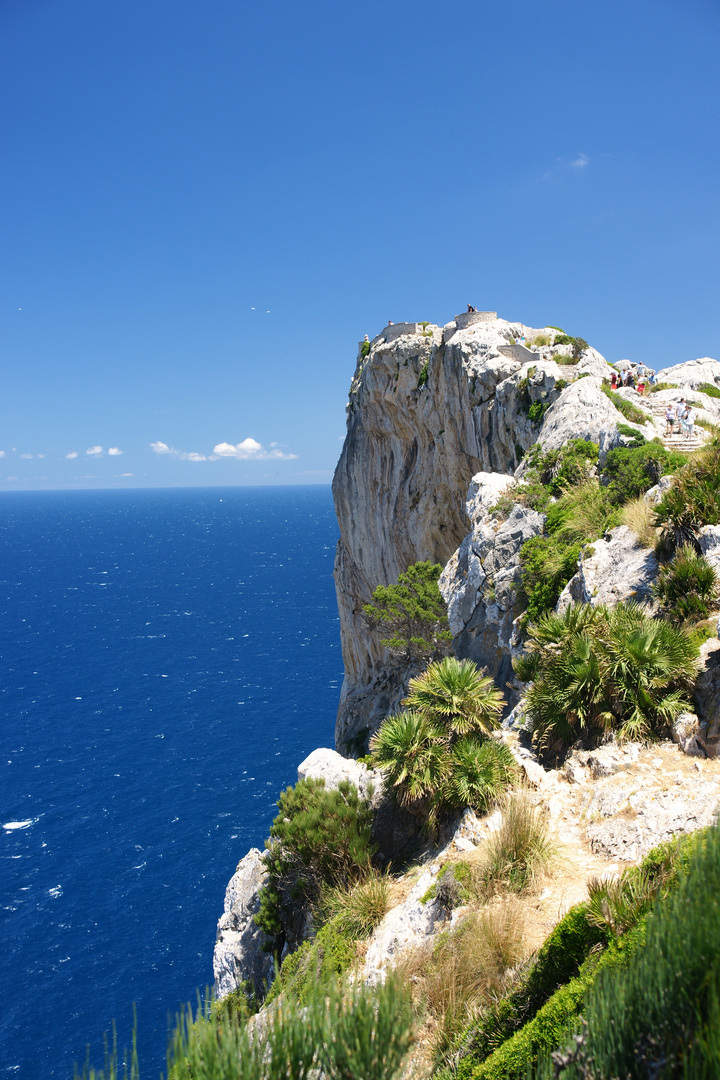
top-left (513, 601), bottom-right (699, 753)
top-left (370, 657), bottom-right (517, 829)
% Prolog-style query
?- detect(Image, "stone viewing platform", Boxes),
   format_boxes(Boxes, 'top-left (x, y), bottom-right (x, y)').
top-left (453, 310), bottom-right (497, 330)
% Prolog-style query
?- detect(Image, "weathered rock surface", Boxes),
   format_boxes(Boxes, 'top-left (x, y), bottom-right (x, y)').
top-left (657, 357), bottom-right (720, 390)
top-left (557, 526), bottom-right (659, 612)
top-left (332, 315), bottom-right (628, 754)
top-left (439, 481), bottom-right (544, 707)
top-left (213, 848), bottom-right (274, 1000)
top-left (363, 866), bottom-right (444, 984)
top-left (698, 525), bottom-right (720, 575)
top-left (585, 781), bottom-right (720, 861)
top-left (695, 637), bottom-right (720, 757)
top-left (298, 746), bottom-right (376, 800)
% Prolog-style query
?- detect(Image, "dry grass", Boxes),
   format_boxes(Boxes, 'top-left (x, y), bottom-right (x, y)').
top-left (621, 497), bottom-right (657, 548)
top-left (324, 868), bottom-right (392, 938)
top-left (473, 791), bottom-right (555, 898)
top-left (396, 901), bottom-right (527, 1060)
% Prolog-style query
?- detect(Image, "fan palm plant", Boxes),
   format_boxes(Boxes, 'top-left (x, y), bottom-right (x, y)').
top-left (369, 710), bottom-right (448, 806)
top-left (515, 601), bottom-right (699, 751)
top-left (403, 656), bottom-right (505, 737)
top-left (439, 738), bottom-right (517, 815)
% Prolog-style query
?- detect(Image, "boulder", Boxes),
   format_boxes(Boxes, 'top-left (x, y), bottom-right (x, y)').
top-left (213, 848), bottom-right (275, 1000)
top-left (698, 525), bottom-right (720, 576)
top-left (527, 377), bottom-right (629, 463)
top-left (656, 357), bottom-right (720, 390)
top-left (671, 712), bottom-right (707, 758)
top-left (694, 638), bottom-right (720, 757)
top-left (297, 746), bottom-right (375, 800)
top-left (586, 743), bottom-right (640, 779)
top-left (586, 782), bottom-right (720, 861)
top-left (557, 526), bottom-right (659, 612)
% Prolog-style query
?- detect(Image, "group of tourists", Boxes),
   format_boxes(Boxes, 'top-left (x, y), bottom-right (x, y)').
top-left (665, 398), bottom-right (696, 440)
top-left (610, 364), bottom-right (657, 394)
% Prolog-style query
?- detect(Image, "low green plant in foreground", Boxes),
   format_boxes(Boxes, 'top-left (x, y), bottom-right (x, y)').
top-left (537, 825), bottom-right (720, 1079)
top-left (513, 601), bottom-right (699, 751)
top-left (654, 436), bottom-right (720, 549)
top-left (698, 380), bottom-right (720, 398)
top-left (370, 657), bottom-right (517, 828)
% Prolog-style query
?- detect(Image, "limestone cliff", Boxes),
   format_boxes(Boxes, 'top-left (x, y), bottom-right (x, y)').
top-left (332, 312), bottom-right (613, 755)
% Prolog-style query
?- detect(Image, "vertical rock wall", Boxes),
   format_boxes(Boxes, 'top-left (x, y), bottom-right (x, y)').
top-left (332, 315), bottom-right (571, 755)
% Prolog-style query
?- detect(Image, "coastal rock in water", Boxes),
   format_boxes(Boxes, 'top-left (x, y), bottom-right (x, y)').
top-left (213, 848), bottom-right (274, 1000)
top-left (557, 526), bottom-right (659, 612)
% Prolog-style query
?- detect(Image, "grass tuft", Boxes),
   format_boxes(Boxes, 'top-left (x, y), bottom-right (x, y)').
top-left (475, 793), bottom-right (555, 897)
top-left (621, 497), bottom-right (656, 548)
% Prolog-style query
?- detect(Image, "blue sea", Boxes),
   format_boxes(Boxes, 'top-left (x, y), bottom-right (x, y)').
top-left (0, 486), bottom-right (342, 1079)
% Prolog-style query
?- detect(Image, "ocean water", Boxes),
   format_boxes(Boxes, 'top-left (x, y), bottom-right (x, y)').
top-left (0, 486), bottom-right (342, 1079)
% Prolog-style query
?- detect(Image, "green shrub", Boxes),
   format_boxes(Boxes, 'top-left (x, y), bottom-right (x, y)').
top-left (698, 381), bottom-right (720, 398)
top-left (528, 401), bottom-right (549, 424)
top-left (168, 975), bottom-right (415, 1080)
top-left (256, 778), bottom-right (375, 947)
top-left (361, 340), bottom-right (371, 358)
top-left (370, 658), bottom-right (517, 828)
top-left (324, 870), bottom-right (391, 939)
top-left (600, 385), bottom-right (647, 425)
top-left (601, 441), bottom-right (685, 505)
top-left (263, 914), bottom-right (356, 1007)
top-left (363, 561), bottom-right (452, 663)
top-left (549, 825), bottom-right (720, 1080)
top-left (654, 438), bottom-right (720, 548)
top-left (648, 381), bottom-right (678, 393)
top-left (448, 905), bottom-right (607, 1071)
top-left (458, 927), bottom-right (644, 1080)
top-left (554, 354), bottom-right (578, 366)
top-left (522, 439), bottom-right (599, 500)
top-left (552, 335), bottom-right (587, 360)
top-left (519, 481), bottom-right (617, 621)
top-left (513, 601), bottom-right (699, 752)
top-left (653, 543), bottom-right (719, 624)
top-left (554, 379), bottom-right (568, 391)
top-left (417, 360), bottom-right (429, 388)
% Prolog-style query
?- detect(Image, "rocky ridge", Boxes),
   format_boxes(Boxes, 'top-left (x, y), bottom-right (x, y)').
top-left (214, 315), bottom-right (720, 1017)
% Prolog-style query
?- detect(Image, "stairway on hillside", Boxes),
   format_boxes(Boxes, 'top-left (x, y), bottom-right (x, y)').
top-left (644, 397), bottom-right (706, 453)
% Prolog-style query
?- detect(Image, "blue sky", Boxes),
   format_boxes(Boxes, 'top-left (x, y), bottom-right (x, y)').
top-left (1, 0), bottom-right (719, 489)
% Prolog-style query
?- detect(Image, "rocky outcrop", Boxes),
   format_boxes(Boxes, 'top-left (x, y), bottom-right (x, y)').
top-left (657, 357), bottom-right (720, 390)
top-left (332, 315), bottom-right (619, 753)
top-left (439, 485), bottom-right (545, 709)
top-left (213, 848), bottom-right (274, 1000)
top-left (695, 637), bottom-right (720, 757)
top-left (557, 526), bottom-right (659, 612)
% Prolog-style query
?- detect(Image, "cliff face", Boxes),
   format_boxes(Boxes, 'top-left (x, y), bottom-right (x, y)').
top-left (332, 312), bottom-right (609, 755)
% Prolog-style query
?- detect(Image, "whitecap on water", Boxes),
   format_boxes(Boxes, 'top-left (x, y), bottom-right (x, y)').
top-left (3, 819), bottom-right (36, 831)
top-left (48, 886), bottom-right (63, 898)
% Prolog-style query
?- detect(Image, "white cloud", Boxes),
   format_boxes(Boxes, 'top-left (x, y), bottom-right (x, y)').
top-left (20, 453), bottom-right (33, 459)
top-left (86, 445), bottom-right (103, 456)
top-left (108, 447), bottom-right (122, 456)
top-left (570, 152), bottom-right (589, 169)
top-left (0, 451), bottom-right (5, 457)
top-left (120, 472), bottom-right (133, 477)
top-left (66, 451), bottom-right (78, 459)
top-left (211, 438), bottom-right (297, 461)
top-left (151, 437), bottom-right (297, 462)
top-left (37, 454), bottom-right (45, 459)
